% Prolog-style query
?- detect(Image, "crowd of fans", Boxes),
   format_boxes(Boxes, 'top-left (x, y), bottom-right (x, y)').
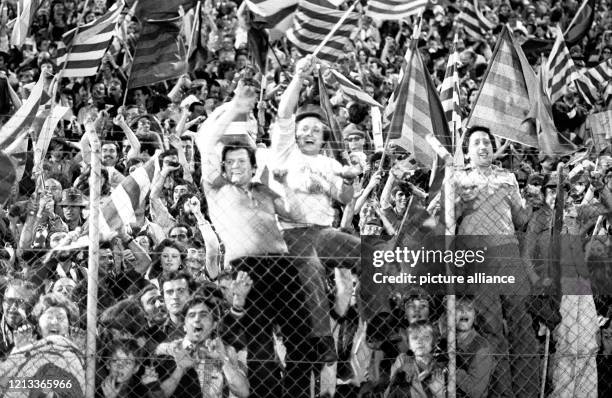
top-left (0, 0), bottom-right (611, 397)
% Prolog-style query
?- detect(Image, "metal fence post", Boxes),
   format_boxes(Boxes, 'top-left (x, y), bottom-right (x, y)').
top-left (445, 160), bottom-right (457, 398)
top-left (85, 124), bottom-right (101, 398)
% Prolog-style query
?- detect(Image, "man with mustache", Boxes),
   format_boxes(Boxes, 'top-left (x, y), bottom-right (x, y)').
top-left (0, 279), bottom-right (36, 360)
top-left (101, 141), bottom-right (125, 189)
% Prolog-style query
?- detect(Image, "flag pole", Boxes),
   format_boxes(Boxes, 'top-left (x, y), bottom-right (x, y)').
top-left (311, 0), bottom-right (359, 59)
top-left (564, 0), bottom-right (589, 36)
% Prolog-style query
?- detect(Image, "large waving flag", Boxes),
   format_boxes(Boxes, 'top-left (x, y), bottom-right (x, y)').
top-left (365, 0), bottom-right (429, 21)
top-left (128, 16), bottom-right (187, 88)
top-left (286, 0), bottom-right (359, 64)
top-left (546, 27), bottom-right (579, 103)
top-left (467, 26), bottom-right (537, 147)
top-left (329, 69), bottom-right (383, 108)
top-left (387, 41), bottom-right (453, 173)
top-left (99, 158), bottom-right (159, 238)
top-left (469, 26), bottom-right (574, 155)
top-left (0, 73), bottom-right (46, 152)
top-left (456, 0), bottom-right (496, 40)
top-left (56, 5), bottom-right (124, 77)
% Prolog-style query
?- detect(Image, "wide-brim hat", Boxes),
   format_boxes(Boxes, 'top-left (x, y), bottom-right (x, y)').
top-left (59, 188), bottom-right (87, 207)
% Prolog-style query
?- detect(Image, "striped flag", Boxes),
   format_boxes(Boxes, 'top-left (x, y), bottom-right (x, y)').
top-left (246, 0), bottom-right (298, 17)
top-left (242, 0), bottom-right (298, 71)
top-left (582, 58), bottom-right (612, 90)
top-left (318, 68), bottom-right (346, 163)
top-left (388, 41), bottom-right (453, 172)
top-left (286, 0), bottom-right (359, 64)
top-left (128, 16), bottom-right (187, 88)
top-left (546, 27), bottom-right (579, 103)
top-left (0, 73), bottom-right (46, 152)
top-left (457, 0), bottom-right (496, 40)
top-left (574, 74), bottom-right (600, 106)
top-left (251, 4), bottom-right (297, 33)
top-left (365, 0), bottom-right (429, 21)
top-left (571, 59), bottom-right (612, 106)
top-left (329, 69), bottom-right (383, 108)
top-left (244, 0), bottom-right (298, 37)
top-left (382, 35), bottom-right (413, 129)
top-left (56, 5), bottom-right (124, 78)
top-left (467, 26), bottom-right (538, 148)
top-left (99, 158), bottom-right (159, 238)
top-left (439, 34), bottom-right (463, 137)
top-left (526, 63), bottom-right (576, 156)
top-left (11, 0), bottom-right (40, 47)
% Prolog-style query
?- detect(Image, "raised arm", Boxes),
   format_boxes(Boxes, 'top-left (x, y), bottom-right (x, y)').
top-left (195, 81), bottom-right (257, 186)
top-left (355, 171), bottom-right (382, 214)
top-left (276, 55), bottom-right (316, 119)
top-left (113, 113), bottom-right (141, 159)
top-left (189, 197), bottom-right (221, 280)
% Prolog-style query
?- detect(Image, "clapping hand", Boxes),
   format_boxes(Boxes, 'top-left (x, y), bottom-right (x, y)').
top-left (141, 366), bottom-right (159, 385)
top-left (101, 375), bottom-right (120, 398)
top-left (69, 326), bottom-right (87, 351)
top-left (231, 271), bottom-right (253, 309)
top-left (13, 323), bottom-right (36, 349)
top-left (205, 337), bottom-right (227, 361)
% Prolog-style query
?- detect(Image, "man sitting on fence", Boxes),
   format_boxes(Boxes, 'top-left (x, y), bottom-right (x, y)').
top-left (196, 79), bottom-right (311, 397)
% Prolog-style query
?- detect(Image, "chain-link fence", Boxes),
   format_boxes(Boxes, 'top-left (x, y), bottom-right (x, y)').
top-left (2, 148), bottom-right (612, 398)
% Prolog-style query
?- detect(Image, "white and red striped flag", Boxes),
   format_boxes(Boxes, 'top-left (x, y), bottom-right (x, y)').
top-left (439, 33), bottom-right (464, 165)
top-left (387, 41), bottom-right (453, 172)
top-left (365, 0), bottom-right (429, 21)
top-left (286, 0), bottom-right (359, 64)
top-left (467, 26), bottom-right (537, 147)
top-left (0, 72), bottom-right (46, 152)
top-left (457, 0), bottom-right (496, 40)
top-left (56, 4), bottom-right (124, 77)
top-left (546, 26), bottom-right (579, 103)
top-left (582, 58), bottom-right (612, 91)
top-left (328, 69), bottom-right (383, 108)
top-left (98, 158), bottom-right (160, 239)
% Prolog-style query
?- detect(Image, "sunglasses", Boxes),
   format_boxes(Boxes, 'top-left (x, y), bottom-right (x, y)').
top-left (4, 297), bottom-right (26, 308)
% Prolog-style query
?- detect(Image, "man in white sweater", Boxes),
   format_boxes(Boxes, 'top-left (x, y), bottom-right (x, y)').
top-left (271, 55), bottom-right (361, 364)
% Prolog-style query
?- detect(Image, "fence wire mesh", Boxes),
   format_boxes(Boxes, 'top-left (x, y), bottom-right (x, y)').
top-left (2, 153), bottom-right (612, 398)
